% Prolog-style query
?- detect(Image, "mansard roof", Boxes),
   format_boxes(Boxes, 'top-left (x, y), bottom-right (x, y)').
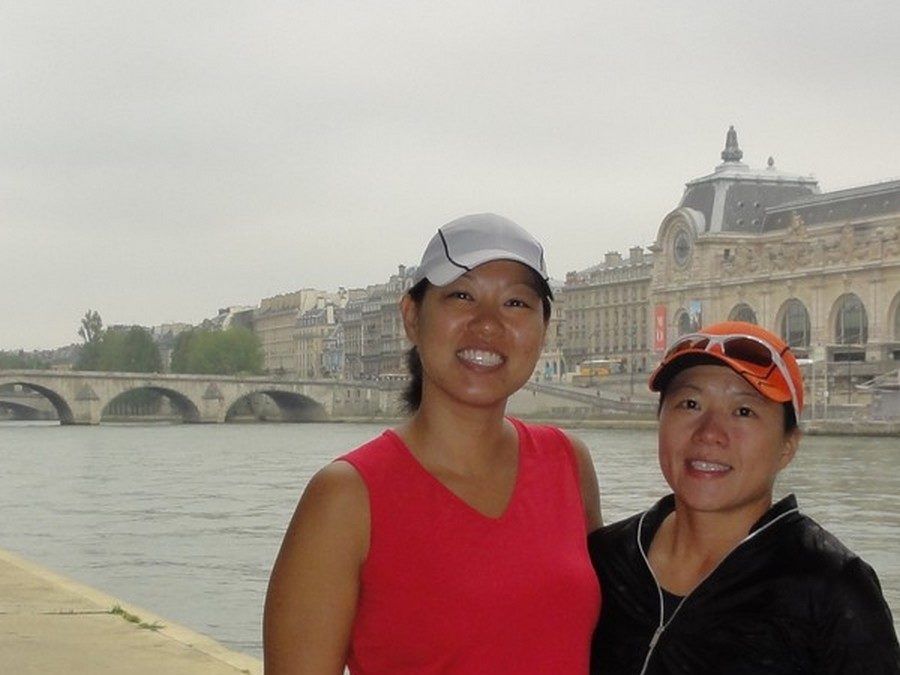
top-left (761, 178), bottom-right (900, 231)
top-left (678, 127), bottom-right (819, 235)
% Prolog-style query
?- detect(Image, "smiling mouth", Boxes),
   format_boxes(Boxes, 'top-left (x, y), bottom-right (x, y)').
top-left (688, 459), bottom-right (731, 473)
top-left (457, 349), bottom-right (504, 367)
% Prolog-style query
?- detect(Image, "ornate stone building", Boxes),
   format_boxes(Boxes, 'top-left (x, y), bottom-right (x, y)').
top-left (561, 127), bottom-right (900, 413)
top-left (652, 128), bottom-right (900, 369)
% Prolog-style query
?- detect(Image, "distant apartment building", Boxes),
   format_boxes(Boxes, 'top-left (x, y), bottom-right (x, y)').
top-left (251, 268), bottom-right (414, 381)
top-left (322, 323), bottom-right (344, 378)
top-left (295, 301), bottom-right (340, 379)
top-left (341, 302), bottom-right (363, 380)
top-left (203, 306), bottom-right (255, 331)
top-left (253, 288), bottom-right (345, 376)
top-left (346, 266), bottom-right (416, 380)
top-left (560, 246), bottom-right (653, 376)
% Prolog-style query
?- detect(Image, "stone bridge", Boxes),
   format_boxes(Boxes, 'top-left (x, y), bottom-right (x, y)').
top-left (0, 370), bottom-right (401, 425)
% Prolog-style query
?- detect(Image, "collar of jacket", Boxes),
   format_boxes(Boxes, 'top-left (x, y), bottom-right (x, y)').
top-left (637, 493), bottom-right (801, 554)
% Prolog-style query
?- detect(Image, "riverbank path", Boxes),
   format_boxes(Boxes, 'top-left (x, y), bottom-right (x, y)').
top-left (0, 547), bottom-right (262, 674)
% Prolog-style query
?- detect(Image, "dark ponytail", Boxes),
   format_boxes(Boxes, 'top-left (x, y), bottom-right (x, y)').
top-left (401, 280), bottom-right (429, 413)
top-left (401, 346), bottom-right (424, 413)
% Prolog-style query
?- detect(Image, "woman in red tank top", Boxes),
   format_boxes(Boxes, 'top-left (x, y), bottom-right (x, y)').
top-left (264, 213), bottom-right (602, 674)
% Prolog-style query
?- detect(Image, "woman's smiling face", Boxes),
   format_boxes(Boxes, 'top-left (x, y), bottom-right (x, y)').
top-left (401, 259), bottom-right (547, 411)
top-left (657, 364), bottom-right (799, 520)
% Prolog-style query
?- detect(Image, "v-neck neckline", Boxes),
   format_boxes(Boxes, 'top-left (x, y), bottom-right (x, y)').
top-left (384, 420), bottom-right (524, 522)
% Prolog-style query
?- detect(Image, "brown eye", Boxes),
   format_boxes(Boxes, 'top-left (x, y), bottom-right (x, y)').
top-left (674, 398), bottom-right (698, 410)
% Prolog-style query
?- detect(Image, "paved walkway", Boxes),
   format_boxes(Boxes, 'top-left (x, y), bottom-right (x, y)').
top-left (0, 547), bottom-right (262, 674)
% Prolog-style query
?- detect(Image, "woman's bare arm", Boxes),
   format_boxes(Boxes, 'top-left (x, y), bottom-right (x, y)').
top-left (263, 461), bottom-right (369, 675)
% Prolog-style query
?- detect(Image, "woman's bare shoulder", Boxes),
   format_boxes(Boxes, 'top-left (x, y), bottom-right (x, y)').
top-left (562, 431), bottom-right (603, 531)
top-left (292, 460), bottom-right (369, 533)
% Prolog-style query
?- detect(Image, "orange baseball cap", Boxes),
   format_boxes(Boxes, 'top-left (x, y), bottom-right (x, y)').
top-left (649, 321), bottom-right (804, 420)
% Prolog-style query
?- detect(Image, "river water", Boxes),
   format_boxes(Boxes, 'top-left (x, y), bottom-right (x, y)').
top-left (0, 421), bottom-right (897, 658)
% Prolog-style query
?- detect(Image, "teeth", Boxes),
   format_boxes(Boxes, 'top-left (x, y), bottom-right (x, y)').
top-left (689, 460), bottom-right (730, 472)
top-left (458, 349), bottom-right (503, 367)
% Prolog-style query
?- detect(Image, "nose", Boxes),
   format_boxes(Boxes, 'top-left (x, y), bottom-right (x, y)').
top-left (693, 409), bottom-right (728, 446)
top-left (468, 304), bottom-right (502, 337)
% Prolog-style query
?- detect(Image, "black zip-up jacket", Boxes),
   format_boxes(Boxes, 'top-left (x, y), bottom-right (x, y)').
top-left (589, 494), bottom-right (900, 674)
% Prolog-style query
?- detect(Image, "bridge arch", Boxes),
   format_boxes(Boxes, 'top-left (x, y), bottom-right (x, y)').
top-left (103, 386), bottom-right (202, 423)
top-left (0, 379), bottom-right (75, 424)
top-left (224, 389), bottom-right (327, 423)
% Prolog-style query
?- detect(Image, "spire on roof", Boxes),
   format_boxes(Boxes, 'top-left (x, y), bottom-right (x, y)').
top-left (721, 125), bottom-right (743, 162)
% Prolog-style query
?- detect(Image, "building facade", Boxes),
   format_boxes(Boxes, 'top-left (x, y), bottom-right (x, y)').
top-left (295, 302), bottom-right (339, 379)
top-left (253, 289), bottom-right (345, 376)
top-left (329, 267), bottom-right (415, 381)
top-left (560, 247), bottom-right (654, 378)
top-left (651, 128), bottom-right (900, 370)
top-left (247, 129), bottom-right (898, 411)
top-left (560, 127), bottom-right (900, 414)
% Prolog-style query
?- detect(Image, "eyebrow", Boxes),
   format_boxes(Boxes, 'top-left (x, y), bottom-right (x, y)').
top-left (669, 378), bottom-right (766, 401)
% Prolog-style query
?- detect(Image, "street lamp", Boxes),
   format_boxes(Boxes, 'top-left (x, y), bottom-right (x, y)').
top-left (628, 326), bottom-right (636, 399)
top-left (847, 358), bottom-right (853, 404)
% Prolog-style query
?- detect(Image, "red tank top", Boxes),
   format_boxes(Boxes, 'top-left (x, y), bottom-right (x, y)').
top-left (340, 418), bottom-right (601, 674)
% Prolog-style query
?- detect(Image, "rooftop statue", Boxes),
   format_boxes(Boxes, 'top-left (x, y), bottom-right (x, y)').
top-left (721, 125), bottom-right (744, 162)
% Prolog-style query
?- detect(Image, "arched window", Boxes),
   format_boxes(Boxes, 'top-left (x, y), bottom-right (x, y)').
top-left (728, 303), bottom-right (757, 324)
top-left (677, 311), bottom-right (693, 337)
top-left (780, 299), bottom-right (810, 349)
top-left (834, 294), bottom-right (868, 345)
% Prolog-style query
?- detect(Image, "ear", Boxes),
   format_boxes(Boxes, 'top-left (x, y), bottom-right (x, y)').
top-left (778, 428), bottom-right (801, 470)
top-left (399, 294), bottom-right (420, 344)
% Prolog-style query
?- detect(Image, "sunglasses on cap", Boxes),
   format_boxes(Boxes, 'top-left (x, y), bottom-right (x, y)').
top-left (663, 332), bottom-right (801, 423)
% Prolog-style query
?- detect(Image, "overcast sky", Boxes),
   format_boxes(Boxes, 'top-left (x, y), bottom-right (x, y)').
top-left (3, 1), bottom-right (899, 350)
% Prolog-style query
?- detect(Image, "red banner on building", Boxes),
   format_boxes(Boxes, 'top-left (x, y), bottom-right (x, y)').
top-left (654, 305), bottom-right (667, 352)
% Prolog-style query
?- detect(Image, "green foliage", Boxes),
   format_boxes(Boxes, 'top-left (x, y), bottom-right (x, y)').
top-left (74, 341), bottom-right (102, 370)
top-left (99, 327), bottom-right (162, 372)
top-left (0, 351), bottom-right (50, 369)
top-left (75, 325), bottom-right (162, 373)
top-left (78, 309), bottom-right (103, 344)
top-left (170, 327), bottom-right (263, 375)
top-left (75, 309), bottom-right (104, 370)
top-left (110, 605), bottom-right (164, 631)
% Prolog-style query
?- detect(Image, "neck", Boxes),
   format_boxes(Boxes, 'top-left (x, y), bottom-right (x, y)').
top-left (396, 397), bottom-right (514, 476)
top-left (649, 497), bottom-right (773, 594)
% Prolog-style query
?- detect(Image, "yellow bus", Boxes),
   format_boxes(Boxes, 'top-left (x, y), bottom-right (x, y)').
top-left (577, 358), bottom-right (624, 378)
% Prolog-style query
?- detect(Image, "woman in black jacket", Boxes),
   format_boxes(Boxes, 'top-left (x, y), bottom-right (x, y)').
top-left (589, 321), bottom-right (900, 674)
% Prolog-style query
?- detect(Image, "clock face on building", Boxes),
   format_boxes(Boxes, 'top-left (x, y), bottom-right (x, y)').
top-left (673, 228), bottom-right (692, 266)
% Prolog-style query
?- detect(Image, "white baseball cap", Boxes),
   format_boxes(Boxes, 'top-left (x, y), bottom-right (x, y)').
top-left (412, 213), bottom-right (550, 293)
